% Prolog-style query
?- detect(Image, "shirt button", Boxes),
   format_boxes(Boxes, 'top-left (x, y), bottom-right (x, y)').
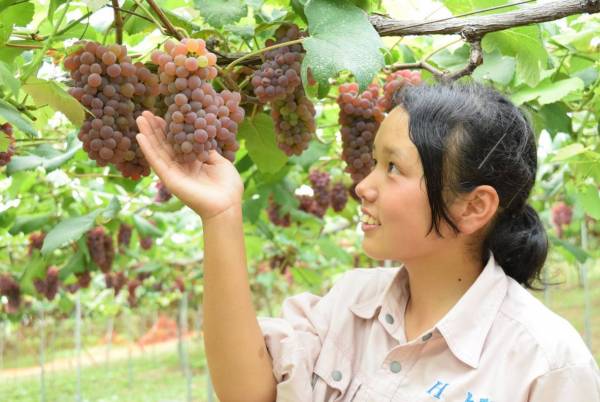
top-left (390, 361), bottom-right (402, 373)
top-left (331, 370), bottom-right (342, 382)
top-left (385, 313), bottom-right (394, 324)
top-left (422, 332), bottom-right (432, 341)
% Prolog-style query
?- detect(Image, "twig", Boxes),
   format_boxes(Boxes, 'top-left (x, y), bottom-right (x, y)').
top-left (144, 0), bottom-right (182, 40)
top-left (112, 0), bottom-right (123, 45)
top-left (226, 38), bottom-right (304, 72)
top-left (108, 5), bottom-right (153, 24)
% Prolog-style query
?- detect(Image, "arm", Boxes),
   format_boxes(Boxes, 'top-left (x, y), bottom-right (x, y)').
top-left (134, 113), bottom-right (276, 402)
top-left (203, 207), bottom-right (277, 402)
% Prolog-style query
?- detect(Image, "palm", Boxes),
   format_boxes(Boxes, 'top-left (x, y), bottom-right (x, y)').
top-left (136, 111), bottom-right (243, 220)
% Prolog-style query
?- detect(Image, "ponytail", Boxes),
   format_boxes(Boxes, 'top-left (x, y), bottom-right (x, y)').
top-left (485, 204), bottom-right (548, 289)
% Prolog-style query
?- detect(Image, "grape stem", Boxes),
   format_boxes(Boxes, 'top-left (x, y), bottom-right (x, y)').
top-left (144, 0), bottom-right (183, 40)
top-left (225, 38), bottom-right (304, 72)
top-left (112, 0), bottom-right (123, 45)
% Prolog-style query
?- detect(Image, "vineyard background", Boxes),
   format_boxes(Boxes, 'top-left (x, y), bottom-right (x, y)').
top-left (0, 0), bottom-right (599, 400)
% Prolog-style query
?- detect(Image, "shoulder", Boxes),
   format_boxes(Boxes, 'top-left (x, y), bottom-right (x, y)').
top-left (496, 277), bottom-right (592, 371)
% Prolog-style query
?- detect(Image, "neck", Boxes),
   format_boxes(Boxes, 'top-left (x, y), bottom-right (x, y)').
top-left (403, 248), bottom-right (485, 330)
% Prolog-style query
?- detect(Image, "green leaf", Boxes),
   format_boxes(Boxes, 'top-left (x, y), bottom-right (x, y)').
top-left (59, 249), bottom-right (86, 280)
top-left (302, 0), bottom-right (384, 92)
top-left (549, 143), bottom-right (587, 162)
top-left (577, 184), bottom-right (600, 220)
top-left (472, 50), bottom-right (515, 86)
top-left (6, 140), bottom-right (82, 174)
top-left (548, 234), bottom-right (589, 264)
top-left (317, 237), bottom-right (352, 265)
top-left (238, 112), bottom-right (287, 174)
top-left (41, 210), bottom-right (102, 255)
top-left (9, 214), bottom-right (54, 235)
top-left (443, 0), bottom-right (509, 15)
top-left (535, 102), bottom-right (571, 137)
top-left (193, 0), bottom-right (248, 28)
top-left (100, 197), bottom-right (121, 222)
top-left (18, 254), bottom-right (46, 295)
top-left (48, 0), bottom-right (66, 22)
top-left (511, 77), bottom-right (584, 106)
top-left (0, 61), bottom-right (19, 99)
top-left (0, 98), bottom-right (37, 137)
top-left (482, 26), bottom-right (547, 87)
top-left (0, 0), bottom-right (34, 27)
top-left (133, 215), bottom-right (163, 237)
top-left (22, 78), bottom-right (85, 127)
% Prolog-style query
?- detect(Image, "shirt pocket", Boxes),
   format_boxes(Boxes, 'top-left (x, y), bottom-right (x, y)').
top-left (311, 340), bottom-right (362, 402)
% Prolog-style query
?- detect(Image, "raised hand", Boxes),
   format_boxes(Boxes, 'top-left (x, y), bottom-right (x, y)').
top-left (135, 111), bottom-right (244, 221)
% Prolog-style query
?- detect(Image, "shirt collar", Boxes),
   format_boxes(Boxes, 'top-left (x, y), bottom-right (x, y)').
top-left (349, 252), bottom-right (509, 369)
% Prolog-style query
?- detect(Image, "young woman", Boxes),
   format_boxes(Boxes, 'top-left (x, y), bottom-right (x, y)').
top-left (136, 82), bottom-right (600, 402)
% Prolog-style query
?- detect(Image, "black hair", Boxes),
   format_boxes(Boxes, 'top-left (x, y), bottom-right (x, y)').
top-left (392, 82), bottom-right (547, 289)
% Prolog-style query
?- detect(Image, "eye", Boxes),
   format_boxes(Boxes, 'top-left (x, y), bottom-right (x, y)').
top-left (387, 162), bottom-right (400, 174)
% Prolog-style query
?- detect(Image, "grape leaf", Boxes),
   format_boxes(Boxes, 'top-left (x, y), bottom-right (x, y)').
top-left (443, 0), bottom-right (509, 15)
top-left (133, 215), bottom-right (163, 237)
top-left (577, 184), bottom-right (600, 220)
top-left (237, 112), bottom-right (287, 174)
top-left (41, 210), bottom-right (102, 255)
top-left (0, 98), bottom-right (37, 137)
top-left (9, 213), bottom-right (54, 235)
top-left (511, 77), bottom-right (584, 106)
top-left (0, 0), bottom-right (35, 27)
top-left (6, 139), bottom-right (82, 174)
top-left (22, 78), bottom-right (85, 127)
top-left (301, 0), bottom-right (384, 92)
top-left (482, 26), bottom-right (548, 87)
top-left (193, 0), bottom-right (248, 28)
top-left (472, 50), bottom-right (515, 86)
top-left (0, 61), bottom-right (20, 99)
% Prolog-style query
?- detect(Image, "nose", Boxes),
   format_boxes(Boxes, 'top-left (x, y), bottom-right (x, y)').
top-left (354, 173), bottom-right (376, 203)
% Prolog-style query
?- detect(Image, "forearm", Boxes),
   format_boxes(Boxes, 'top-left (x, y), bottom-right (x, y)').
top-left (202, 206), bottom-right (277, 402)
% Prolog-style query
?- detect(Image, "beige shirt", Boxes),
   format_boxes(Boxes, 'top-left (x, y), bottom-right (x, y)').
top-left (258, 253), bottom-right (600, 402)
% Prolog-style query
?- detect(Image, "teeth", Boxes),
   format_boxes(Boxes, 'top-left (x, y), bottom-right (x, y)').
top-left (361, 214), bottom-right (380, 225)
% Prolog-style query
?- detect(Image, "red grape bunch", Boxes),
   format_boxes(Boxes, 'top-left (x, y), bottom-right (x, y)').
top-left (551, 202), bottom-right (573, 238)
top-left (0, 273), bottom-right (21, 313)
top-left (28, 231), bottom-right (46, 255)
top-left (378, 69), bottom-right (422, 112)
top-left (337, 83), bottom-right (384, 184)
top-left (105, 271), bottom-right (127, 296)
top-left (154, 181), bottom-right (172, 203)
top-left (86, 226), bottom-right (115, 273)
top-left (329, 182), bottom-right (349, 212)
top-left (63, 41), bottom-right (160, 179)
top-left (251, 24), bottom-right (316, 156)
top-left (33, 266), bottom-right (60, 301)
top-left (251, 24), bottom-right (304, 103)
top-left (151, 38), bottom-right (245, 163)
top-left (308, 170), bottom-right (331, 210)
top-left (0, 122), bottom-right (15, 166)
top-left (267, 195), bottom-right (291, 227)
top-left (117, 223), bottom-right (132, 253)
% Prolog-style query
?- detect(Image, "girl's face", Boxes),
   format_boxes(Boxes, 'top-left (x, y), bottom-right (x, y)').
top-left (355, 106), bottom-right (453, 262)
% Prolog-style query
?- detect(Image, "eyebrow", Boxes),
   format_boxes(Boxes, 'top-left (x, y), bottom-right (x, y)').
top-left (372, 144), bottom-right (401, 158)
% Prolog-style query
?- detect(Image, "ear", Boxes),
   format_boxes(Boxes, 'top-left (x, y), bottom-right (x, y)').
top-left (451, 185), bottom-right (499, 235)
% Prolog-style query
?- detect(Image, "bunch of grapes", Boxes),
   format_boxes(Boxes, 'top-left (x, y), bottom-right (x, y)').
top-left (309, 170), bottom-right (331, 209)
top-left (330, 182), bottom-right (349, 212)
top-left (378, 69), bottom-right (422, 112)
top-left (105, 271), bottom-right (127, 295)
top-left (154, 181), bottom-right (172, 203)
top-left (267, 195), bottom-right (291, 227)
top-left (0, 273), bottom-right (21, 313)
top-left (117, 223), bottom-right (132, 252)
top-left (150, 38), bottom-right (245, 164)
top-left (28, 231), bottom-right (46, 255)
top-left (33, 266), bottom-right (60, 301)
top-left (251, 24), bottom-right (304, 103)
top-left (174, 276), bottom-right (185, 293)
top-left (297, 194), bottom-right (327, 218)
top-left (140, 236), bottom-right (153, 250)
top-left (63, 41), bottom-right (160, 179)
top-left (76, 271), bottom-right (92, 288)
top-left (0, 123), bottom-right (15, 167)
top-left (86, 227), bottom-right (115, 273)
top-left (127, 278), bottom-right (141, 307)
top-left (337, 83), bottom-right (384, 184)
top-left (551, 202), bottom-right (573, 238)
top-left (251, 24), bottom-right (316, 156)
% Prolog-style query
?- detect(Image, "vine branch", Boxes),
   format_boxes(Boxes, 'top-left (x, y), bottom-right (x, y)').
top-left (112, 0), bottom-right (123, 45)
top-left (144, 0), bottom-right (183, 40)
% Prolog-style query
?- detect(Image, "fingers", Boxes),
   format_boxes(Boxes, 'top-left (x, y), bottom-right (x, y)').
top-left (135, 133), bottom-right (171, 182)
